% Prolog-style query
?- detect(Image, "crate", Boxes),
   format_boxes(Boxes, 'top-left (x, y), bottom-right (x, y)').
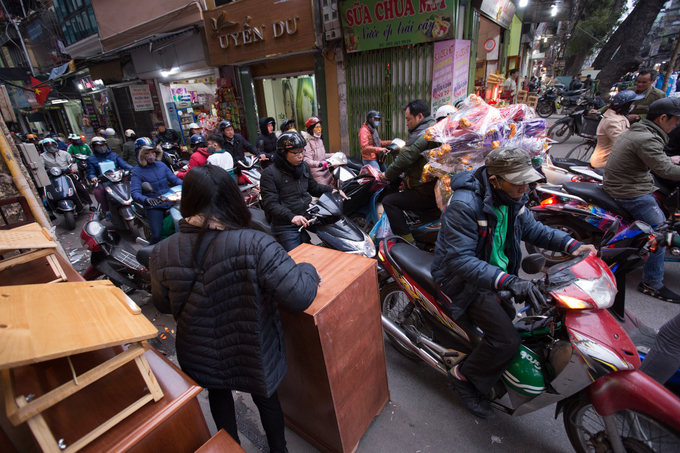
top-left (579, 115), bottom-right (601, 139)
top-left (526, 95), bottom-right (538, 109)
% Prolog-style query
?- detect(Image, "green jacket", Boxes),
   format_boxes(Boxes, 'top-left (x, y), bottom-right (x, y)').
top-left (630, 85), bottom-right (666, 118)
top-left (67, 143), bottom-right (91, 156)
top-left (604, 119), bottom-right (680, 199)
top-left (384, 117), bottom-right (437, 189)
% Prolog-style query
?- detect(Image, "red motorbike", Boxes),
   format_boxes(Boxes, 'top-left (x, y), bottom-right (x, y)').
top-left (378, 232), bottom-right (680, 452)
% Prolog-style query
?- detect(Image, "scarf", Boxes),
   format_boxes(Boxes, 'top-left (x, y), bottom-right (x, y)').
top-left (366, 122), bottom-right (381, 148)
top-left (273, 152), bottom-right (304, 179)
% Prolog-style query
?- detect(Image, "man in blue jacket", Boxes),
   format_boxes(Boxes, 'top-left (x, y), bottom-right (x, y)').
top-left (131, 139), bottom-right (182, 244)
top-left (87, 136), bottom-right (132, 220)
top-left (431, 147), bottom-right (595, 419)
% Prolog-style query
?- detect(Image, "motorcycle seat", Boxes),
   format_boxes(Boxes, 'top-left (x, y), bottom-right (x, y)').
top-left (347, 156), bottom-right (363, 171)
top-left (564, 89), bottom-right (584, 96)
top-left (249, 207), bottom-right (273, 236)
top-left (552, 157), bottom-right (590, 171)
top-left (390, 243), bottom-right (438, 297)
top-left (562, 182), bottom-right (630, 218)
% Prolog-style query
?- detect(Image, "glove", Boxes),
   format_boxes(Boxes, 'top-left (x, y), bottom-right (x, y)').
top-left (145, 197), bottom-right (162, 207)
top-left (506, 277), bottom-right (545, 313)
top-left (376, 150), bottom-right (387, 164)
top-left (318, 161), bottom-right (328, 169)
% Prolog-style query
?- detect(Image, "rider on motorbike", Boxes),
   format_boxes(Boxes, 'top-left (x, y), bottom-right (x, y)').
top-left (303, 117), bottom-right (334, 186)
top-left (131, 139), bottom-right (183, 244)
top-left (219, 120), bottom-right (256, 163)
top-left (176, 134), bottom-right (211, 179)
top-left (41, 138), bottom-right (91, 209)
top-left (87, 136), bottom-right (133, 220)
top-left (153, 122), bottom-right (182, 147)
top-left (431, 147), bottom-right (596, 418)
top-left (359, 110), bottom-right (392, 171)
top-left (66, 134), bottom-right (91, 156)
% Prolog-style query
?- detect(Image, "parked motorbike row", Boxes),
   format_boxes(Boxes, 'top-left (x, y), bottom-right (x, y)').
top-left (536, 84), bottom-right (596, 119)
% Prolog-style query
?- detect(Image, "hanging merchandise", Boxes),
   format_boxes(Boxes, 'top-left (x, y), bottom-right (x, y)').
top-left (215, 86), bottom-right (241, 131)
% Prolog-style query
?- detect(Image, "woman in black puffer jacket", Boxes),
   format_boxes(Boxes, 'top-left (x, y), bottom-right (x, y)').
top-left (256, 117), bottom-right (277, 168)
top-left (150, 165), bottom-right (319, 452)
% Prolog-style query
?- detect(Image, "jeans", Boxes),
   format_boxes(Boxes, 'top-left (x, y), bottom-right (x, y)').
top-left (615, 194), bottom-right (665, 286)
top-left (362, 159), bottom-right (386, 172)
top-left (208, 389), bottom-right (287, 453)
top-left (382, 184), bottom-right (439, 237)
top-left (639, 313), bottom-right (680, 384)
top-left (271, 223), bottom-right (310, 252)
top-left (146, 207), bottom-right (166, 245)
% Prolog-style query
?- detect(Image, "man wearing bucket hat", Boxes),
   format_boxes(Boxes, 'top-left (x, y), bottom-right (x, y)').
top-left (431, 147), bottom-right (596, 419)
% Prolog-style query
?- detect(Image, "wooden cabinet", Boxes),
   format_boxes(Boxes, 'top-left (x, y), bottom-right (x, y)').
top-left (278, 244), bottom-right (389, 453)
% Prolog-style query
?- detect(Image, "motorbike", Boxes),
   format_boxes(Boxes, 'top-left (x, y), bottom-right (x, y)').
top-left (73, 153), bottom-right (92, 191)
top-left (377, 231), bottom-right (680, 452)
top-left (541, 154), bottom-right (603, 186)
top-left (547, 104), bottom-right (600, 144)
top-left (81, 210), bottom-right (149, 294)
top-left (96, 169), bottom-right (139, 238)
top-left (160, 142), bottom-right (187, 171)
top-left (559, 88), bottom-right (588, 115)
top-left (43, 166), bottom-right (85, 230)
top-left (133, 182), bottom-right (182, 244)
top-left (536, 86), bottom-right (562, 118)
top-left (236, 156), bottom-right (263, 208)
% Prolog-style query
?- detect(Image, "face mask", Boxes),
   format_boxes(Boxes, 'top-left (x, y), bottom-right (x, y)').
top-left (46, 145), bottom-right (58, 153)
top-left (373, 120), bottom-right (380, 127)
top-left (74, 140), bottom-right (82, 146)
top-left (145, 153), bottom-right (156, 164)
top-left (207, 146), bottom-right (216, 154)
top-left (94, 145), bottom-right (107, 154)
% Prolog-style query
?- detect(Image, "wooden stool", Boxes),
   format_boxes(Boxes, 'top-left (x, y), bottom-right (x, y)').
top-left (0, 223), bottom-right (66, 283)
top-left (527, 95), bottom-right (538, 109)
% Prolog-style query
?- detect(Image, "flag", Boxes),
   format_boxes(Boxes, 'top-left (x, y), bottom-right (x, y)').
top-left (30, 76), bottom-right (50, 105)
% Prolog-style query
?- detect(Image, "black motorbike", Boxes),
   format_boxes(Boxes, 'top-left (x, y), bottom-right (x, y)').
top-left (546, 103), bottom-right (600, 144)
top-left (535, 86), bottom-right (562, 118)
top-left (160, 142), bottom-right (187, 172)
top-left (73, 154), bottom-right (92, 191)
top-left (44, 167), bottom-right (85, 230)
top-left (96, 169), bottom-right (139, 238)
top-left (559, 88), bottom-right (588, 115)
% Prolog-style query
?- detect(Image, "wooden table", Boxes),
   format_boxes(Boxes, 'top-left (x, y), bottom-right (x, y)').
top-left (278, 244), bottom-right (389, 453)
top-left (0, 281), bottom-right (161, 453)
top-left (0, 223), bottom-right (66, 283)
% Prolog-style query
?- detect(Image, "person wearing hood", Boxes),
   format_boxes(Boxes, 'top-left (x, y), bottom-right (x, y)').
top-left (302, 117), bottom-right (334, 186)
top-left (177, 134), bottom-right (212, 179)
top-left (87, 136), bottom-right (132, 219)
top-left (359, 110), bottom-right (392, 171)
top-left (431, 147), bottom-right (595, 419)
top-left (260, 131), bottom-right (346, 251)
top-left (131, 140), bottom-right (183, 244)
top-left (67, 134), bottom-right (92, 156)
top-left (256, 117), bottom-right (277, 167)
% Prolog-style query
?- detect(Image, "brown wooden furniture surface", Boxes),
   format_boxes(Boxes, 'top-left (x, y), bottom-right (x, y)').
top-left (195, 429), bottom-right (245, 453)
top-left (278, 244), bottom-right (389, 453)
top-left (0, 223), bottom-right (66, 283)
top-left (0, 252), bottom-right (82, 285)
top-left (1, 347), bottom-right (211, 453)
top-left (0, 196), bottom-right (35, 230)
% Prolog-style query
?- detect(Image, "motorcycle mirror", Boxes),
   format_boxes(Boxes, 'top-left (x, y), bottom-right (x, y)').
top-left (599, 219), bottom-right (620, 249)
top-left (141, 182), bottom-right (154, 193)
top-left (521, 254), bottom-right (546, 275)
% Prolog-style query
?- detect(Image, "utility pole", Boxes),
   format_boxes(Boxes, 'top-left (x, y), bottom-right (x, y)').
top-left (662, 34), bottom-right (680, 94)
top-left (0, 0), bottom-right (35, 76)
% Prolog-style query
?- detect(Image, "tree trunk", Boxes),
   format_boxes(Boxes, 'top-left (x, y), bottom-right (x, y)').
top-left (662, 37), bottom-right (680, 93)
top-left (593, 0), bottom-right (666, 70)
top-left (565, 52), bottom-right (589, 77)
top-left (595, 0), bottom-right (667, 100)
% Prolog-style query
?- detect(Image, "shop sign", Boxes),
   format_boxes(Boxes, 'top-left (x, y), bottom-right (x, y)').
top-left (203, 0), bottom-right (317, 66)
top-left (81, 95), bottom-right (101, 130)
top-left (431, 39), bottom-right (470, 111)
top-left (129, 85), bottom-right (154, 112)
top-left (339, 0), bottom-right (454, 53)
top-left (478, 0), bottom-right (515, 29)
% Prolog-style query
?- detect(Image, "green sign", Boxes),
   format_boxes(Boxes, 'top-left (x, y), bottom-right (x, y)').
top-left (339, 0), bottom-right (455, 52)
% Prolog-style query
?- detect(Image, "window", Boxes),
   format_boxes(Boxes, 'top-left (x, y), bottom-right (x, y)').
top-left (57, 1), bottom-right (98, 46)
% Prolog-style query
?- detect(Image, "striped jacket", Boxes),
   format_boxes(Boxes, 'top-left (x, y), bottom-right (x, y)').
top-left (431, 168), bottom-right (580, 319)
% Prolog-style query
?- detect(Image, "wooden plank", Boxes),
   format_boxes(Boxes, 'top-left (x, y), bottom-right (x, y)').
top-left (0, 230), bottom-right (57, 252)
top-left (196, 430), bottom-right (246, 453)
top-left (0, 282), bottom-right (158, 369)
top-left (0, 249), bottom-right (52, 272)
top-left (46, 254), bottom-right (67, 283)
top-left (2, 368), bottom-right (18, 423)
top-left (16, 398), bottom-right (60, 453)
top-left (133, 354), bottom-right (163, 402)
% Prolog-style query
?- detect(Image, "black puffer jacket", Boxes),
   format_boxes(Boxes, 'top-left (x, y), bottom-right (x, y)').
top-left (150, 224), bottom-right (318, 396)
top-left (224, 133), bottom-right (256, 163)
top-left (154, 128), bottom-right (181, 146)
top-left (260, 154), bottom-right (334, 225)
top-left (256, 117), bottom-right (277, 157)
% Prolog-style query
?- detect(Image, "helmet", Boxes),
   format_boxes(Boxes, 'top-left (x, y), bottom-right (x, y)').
top-left (219, 120), bottom-right (233, 131)
top-left (41, 138), bottom-right (58, 152)
top-left (366, 110), bottom-right (382, 126)
top-left (125, 129), bottom-right (136, 138)
top-left (68, 134), bottom-right (80, 141)
top-left (91, 136), bottom-right (107, 146)
top-left (611, 89), bottom-right (645, 110)
top-left (26, 134), bottom-right (37, 140)
top-left (435, 105), bottom-right (456, 121)
top-left (280, 118), bottom-right (296, 132)
top-left (80, 135), bottom-right (85, 142)
top-left (277, 131), bottom-right (306, 152)
top-left (105, 128), bottom-right (116, 137)
top-left (134, 137), bottom-right (155, 150)
top-left (188, 123), bottom-right (200, 130)
top-left (41, 138), bottom-right (57, 146)
top-left (190, 134), bottom-right (206, 146)
top-left (305, 116), bottom-right (321, 130)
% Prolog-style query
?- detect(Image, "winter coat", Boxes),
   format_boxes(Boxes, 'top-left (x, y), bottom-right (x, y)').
top-left (590, 109), bottom-right (630, 169)
top-left (131, 146), bottom-right (182, 209)
top-left (224, 133), bottom-right (256, 163)
top-left (384, 117), bottom-right (437, 189)
top-left (154, 128), bottom-right (182, 146)
top-left (107, 136), bottom-right (123, 155)
top-left (260, 157), bottom-right (333, 225)
top-left (121, 140), bottom-right (137, 167)
top-left (67, 143), bottom-right (91, 156)
top-left (303, 135), bottom-right (334, 186)
top-left (176, 147), bottom-right (210, 179)
top-left (604, 118), bottom-right (680, 199)
top-left (255, 117), bottom-right (278, 160)
top-left (359, 123), bottom-right (391, 161)
top-left (431, 168), bottom-right (580, 319)
top-left (86, 149), bottom-right (132, 179)
top-left (630, 85), bottom-right (666, 119)
top-left (150, 223), bottom-right (318, 395)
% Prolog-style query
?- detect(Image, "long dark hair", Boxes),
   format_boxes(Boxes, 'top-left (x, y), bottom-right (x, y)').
top-left (181, 165), bottom-right (252, 264)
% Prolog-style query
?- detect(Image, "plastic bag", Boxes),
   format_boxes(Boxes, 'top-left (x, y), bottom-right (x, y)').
top-left (435, 175), bottom-right (454, 211)
top-left (369, 212), bottom-right (392, 243)
top-left (422, 95), bottom-right (501, 146)
top-left (499, 104), bottom-right (535, 122)
top-left (359, 164), bottom-right (389, 193)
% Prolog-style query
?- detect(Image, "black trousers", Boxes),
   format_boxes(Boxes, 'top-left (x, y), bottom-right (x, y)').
top-left (208, 388), bottom-right (286, 453)
top-left (68, 174), bottom-right (91, 206)
top-left (459, 290), bottom-right (521, 394)
top-left (382, 185), bottom-right (438, 236)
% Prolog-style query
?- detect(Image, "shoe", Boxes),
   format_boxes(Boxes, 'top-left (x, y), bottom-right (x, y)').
top-left (447, 372), bottom-right (494, 419)
top-left (638, 282), bottom-right (680, 303)
top-left (105, 213), bottom-right (112, 222)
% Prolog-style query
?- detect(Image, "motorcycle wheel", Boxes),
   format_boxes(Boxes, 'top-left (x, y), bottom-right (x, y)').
top-left (380, 282), bottom-right (433, 361)
top-left (565, 141), bottom-right (597, 161)
top-left (536, 103), bottom-right (553, 118)
top-left (563, 397), bottom-right (680, 453)
top-left (525, 219), bottom-right (587, 265)
top-left (63, 211), bottom-right (76, 230)
top-left (547, 122), bottom-right (573, 144)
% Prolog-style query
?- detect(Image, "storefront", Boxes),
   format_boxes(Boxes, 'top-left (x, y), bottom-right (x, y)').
top-left (157, 75), bottom-right (219, 142)
top-left (203, 0), bottom-right (332, 147)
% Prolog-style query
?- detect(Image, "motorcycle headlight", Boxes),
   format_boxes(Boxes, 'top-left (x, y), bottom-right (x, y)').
top-left (108, 170), bottom-right (123, 182)
top-left (345, 233), bottom-right (376, 258)
top-left (50, 167), bottom-right (61, 176)
top-left (574, 272), bottom-right (616, 309)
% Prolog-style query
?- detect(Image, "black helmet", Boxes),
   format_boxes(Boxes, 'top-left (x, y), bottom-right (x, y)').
top-left (277, 131), bottom-right (306, 152)
top-left (219, 120), bottom-right (233, 131)
top-left (190, 134), bottom-right (207, 146)
top-left (280, 118), bottom-right (296, 133)
top-left (610, 89), bottom-right (645, 110)
top-left (366, 110), bottom-right (382, 124)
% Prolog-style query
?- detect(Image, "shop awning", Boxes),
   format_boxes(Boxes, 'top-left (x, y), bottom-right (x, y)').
top-left (514, 0), bottom-right (574, 23)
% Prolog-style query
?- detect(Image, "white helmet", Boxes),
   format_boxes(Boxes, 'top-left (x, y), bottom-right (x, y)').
top-left (188, 122), bottom-right (200, 129)
top-left (125, 129), bottom-right (136, 138)
top-left (105, 127), bottom-right (116, 137)
top-left (435, 105), bottom-right (457, 121)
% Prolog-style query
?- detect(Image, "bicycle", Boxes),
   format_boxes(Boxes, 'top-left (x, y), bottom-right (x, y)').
top-left (564, 137), bottom-right (596, 161)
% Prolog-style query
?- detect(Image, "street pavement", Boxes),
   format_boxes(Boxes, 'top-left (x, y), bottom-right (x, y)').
top-left (50, 116), bottom-right (680, 452)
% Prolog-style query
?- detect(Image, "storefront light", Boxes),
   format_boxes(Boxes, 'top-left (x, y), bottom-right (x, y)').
top-left (77, 84), bottom-right (83, 90)
top-left (160, 67), bottom-right (180, 77)
top-left (519, 0), bottom-right (528, 7)
top-left (551, 4), bottom-right (557, 16)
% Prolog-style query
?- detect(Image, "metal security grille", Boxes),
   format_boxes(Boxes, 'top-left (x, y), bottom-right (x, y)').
top-left (346, 43), bottom-right (433, 158)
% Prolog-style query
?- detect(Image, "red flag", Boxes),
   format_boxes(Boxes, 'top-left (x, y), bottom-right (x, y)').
top-left (30, 76), bottom-right (51, 106)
